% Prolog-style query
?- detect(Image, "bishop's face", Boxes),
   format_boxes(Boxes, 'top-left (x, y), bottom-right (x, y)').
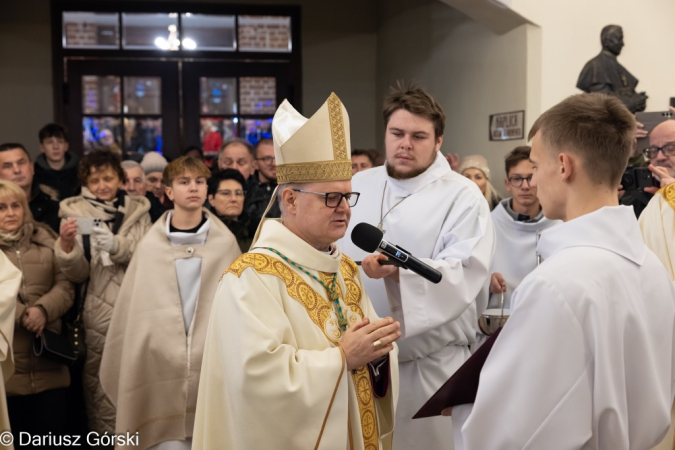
top-left (529, 132), bottom-right (566, 221)
top-left (289, 180), bottom-right (353, 250)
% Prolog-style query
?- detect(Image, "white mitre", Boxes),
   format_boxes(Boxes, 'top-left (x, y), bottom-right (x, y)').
top-left (249, 93), bottom-right (353, 248)
top-left (273, 92), bottom-right (353, 184)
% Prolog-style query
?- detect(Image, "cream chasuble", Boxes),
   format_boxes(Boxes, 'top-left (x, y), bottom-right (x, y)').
top-left (640, 183), bottom-right (675, 450)
top-left (100, 210), bottom-right (241, 450)
top-left (192, 219), bottom-right (398, 450)
top-left (0, 251), bottom-right (21, 449)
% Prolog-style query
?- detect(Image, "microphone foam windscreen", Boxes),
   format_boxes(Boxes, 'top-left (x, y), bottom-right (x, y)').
top-left (351, 223), bottom-right (383, 253)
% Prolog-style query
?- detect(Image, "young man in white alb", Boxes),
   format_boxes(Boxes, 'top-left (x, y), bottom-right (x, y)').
top-left (449, 93), bottom-right (675, 450)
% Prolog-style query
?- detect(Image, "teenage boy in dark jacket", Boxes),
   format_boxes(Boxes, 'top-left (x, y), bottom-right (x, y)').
top-left (34, 124), bottom-right (80, 201)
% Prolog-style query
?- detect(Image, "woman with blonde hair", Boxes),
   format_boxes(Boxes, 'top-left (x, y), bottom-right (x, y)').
top-left (55, 151), bottom-right (151, 435)
top-left (458, 155), bottom-right (502, 211)
top-left (0, 179), bottom-right (75, 442)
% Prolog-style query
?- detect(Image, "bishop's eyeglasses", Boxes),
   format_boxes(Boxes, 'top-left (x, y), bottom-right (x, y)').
top-left (292, 189), bottom-right (360, 208)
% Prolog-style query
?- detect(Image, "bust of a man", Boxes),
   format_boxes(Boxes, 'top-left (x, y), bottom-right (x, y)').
top-left (577, 25), bottom-right (647, 113)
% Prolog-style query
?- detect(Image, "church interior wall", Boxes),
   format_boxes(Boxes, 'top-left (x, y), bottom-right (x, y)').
top-left (0, 0), bottom-right (379, 158)
top-left (375, 0), bottom-right (529, 195)
top-left (510, 0), bottom-right (675, 113)
top-left (2, 0), bottom-right (673, 190)
top-left (0, 0), bottom-right (54, 160)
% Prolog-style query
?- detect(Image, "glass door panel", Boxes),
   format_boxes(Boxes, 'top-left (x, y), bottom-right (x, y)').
top-left (67, 60), bottom-right (179, 159)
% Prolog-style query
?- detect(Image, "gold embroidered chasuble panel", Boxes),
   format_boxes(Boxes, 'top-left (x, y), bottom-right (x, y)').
top-left (659, 183), bottom-right (675, 212)
top-left (224, 252), bottom-right (380, 450)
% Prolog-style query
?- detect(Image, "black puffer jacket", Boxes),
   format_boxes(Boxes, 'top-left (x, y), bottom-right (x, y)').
top-left (33, 153), bottom-right (80, 201)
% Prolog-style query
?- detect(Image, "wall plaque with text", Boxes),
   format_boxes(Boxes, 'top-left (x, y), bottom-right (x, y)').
top-left (489, 110), bottom-right (524, 141)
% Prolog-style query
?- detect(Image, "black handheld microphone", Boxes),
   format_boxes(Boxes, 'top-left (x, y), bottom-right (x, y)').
top-left (351, 223), bottom-right (443, 284)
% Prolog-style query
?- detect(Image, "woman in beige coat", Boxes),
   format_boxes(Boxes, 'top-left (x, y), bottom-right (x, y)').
top-left (55, 151), bottom-right (151, 435)
top-left (0, 179), bottom-right (75, 440)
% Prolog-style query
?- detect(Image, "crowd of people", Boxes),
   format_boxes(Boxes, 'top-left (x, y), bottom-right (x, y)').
top-left (0, 82), bottom-right (674, 450)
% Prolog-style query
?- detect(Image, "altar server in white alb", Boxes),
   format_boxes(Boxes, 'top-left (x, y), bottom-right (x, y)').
top-left (339, 82), bottom-right (494, 450)
top-left (100, 157), bottom-right (241, 450)
top-left (193, 93), bottom-right (400, 449)
top-left (449, 93), bottom-right (675, 450)
top-left (488, 145), bottom-right (559, 311)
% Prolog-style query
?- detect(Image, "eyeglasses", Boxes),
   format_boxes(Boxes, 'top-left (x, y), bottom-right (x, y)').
top-left (292, 189), bottom-right (360, 208)
top-left (256, 156), bottom-right (275, 165)
top-left (643, 143), bottom-right (675, 159)
top-left (507, 175), bottom-right (533, 187)
top-left (216, 189), bottom-right (245, 198)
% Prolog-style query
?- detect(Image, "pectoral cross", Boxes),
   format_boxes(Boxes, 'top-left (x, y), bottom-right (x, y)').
top-left (377, 222), bottom-right (386, 235)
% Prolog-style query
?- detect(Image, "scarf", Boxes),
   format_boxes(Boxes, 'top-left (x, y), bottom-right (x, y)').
top-left (0, 221), bottom-right (33, 246)
top-left (81, 187), bottom-right (127, 234)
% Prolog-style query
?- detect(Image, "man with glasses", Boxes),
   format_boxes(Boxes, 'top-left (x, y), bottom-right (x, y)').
top-left (487, 146), bottom-right (559, 316)
top-left (621, 119), bottom-right (675, 218)
top-left (638, 119), bottom-right (675, 450)
top-left (194, 93), bottom-right (400, 450)
top-left (643, 119), bottom-right (675, 183)
top-left (244, 138), bottom-right (281, 235)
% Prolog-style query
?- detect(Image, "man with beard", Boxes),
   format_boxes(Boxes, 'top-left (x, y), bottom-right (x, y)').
top-left (339, 82), bottom-right (494, 450)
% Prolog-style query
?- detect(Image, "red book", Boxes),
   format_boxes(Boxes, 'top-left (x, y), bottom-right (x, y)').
top-left (413, 327), bottom-right (503, 419)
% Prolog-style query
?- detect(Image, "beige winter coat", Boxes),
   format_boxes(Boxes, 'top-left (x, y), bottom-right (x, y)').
top-left (54, 194), bottom-right (151, 434)
top-left (0, 224), bottom-right (75, 396)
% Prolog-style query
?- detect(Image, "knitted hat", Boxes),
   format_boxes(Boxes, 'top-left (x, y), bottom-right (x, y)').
top-left (458, 155), bottom-right (491, 180)
top-left (140, 152), bottom-right (168, 175)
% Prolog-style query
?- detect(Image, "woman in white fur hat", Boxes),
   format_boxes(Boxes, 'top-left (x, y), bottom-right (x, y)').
top-left (458, 154), bottom-right (502, 211)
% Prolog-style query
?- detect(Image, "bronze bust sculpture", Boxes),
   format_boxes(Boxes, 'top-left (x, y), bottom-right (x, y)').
top-left (577, 25), bottom-right (647, 113)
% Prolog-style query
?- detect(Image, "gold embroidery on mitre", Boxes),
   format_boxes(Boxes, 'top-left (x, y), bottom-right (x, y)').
top-left (659, 183), bottom-right (675, 212)
top-left (327, 93), bottom-right (348, 161)
top-left (223, 253), bottom-right (342, 342)
top-left (276, 160), bottom-right (352, 184)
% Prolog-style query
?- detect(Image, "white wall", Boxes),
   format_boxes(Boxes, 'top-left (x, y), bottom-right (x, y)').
top-left (510, 0), bottom-right (675, 113)
top-left (0, 0), bottom-right (379, 157)
top-left (0, 0), bottom-right (53, 155)
top-left (376, 0), bottom-right (530, 194)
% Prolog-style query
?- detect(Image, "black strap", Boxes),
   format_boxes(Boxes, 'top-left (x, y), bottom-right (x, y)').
top-left (110, 190), bottom-right (126, 235)
top-left (82, 234), bottom-right (91, 263)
